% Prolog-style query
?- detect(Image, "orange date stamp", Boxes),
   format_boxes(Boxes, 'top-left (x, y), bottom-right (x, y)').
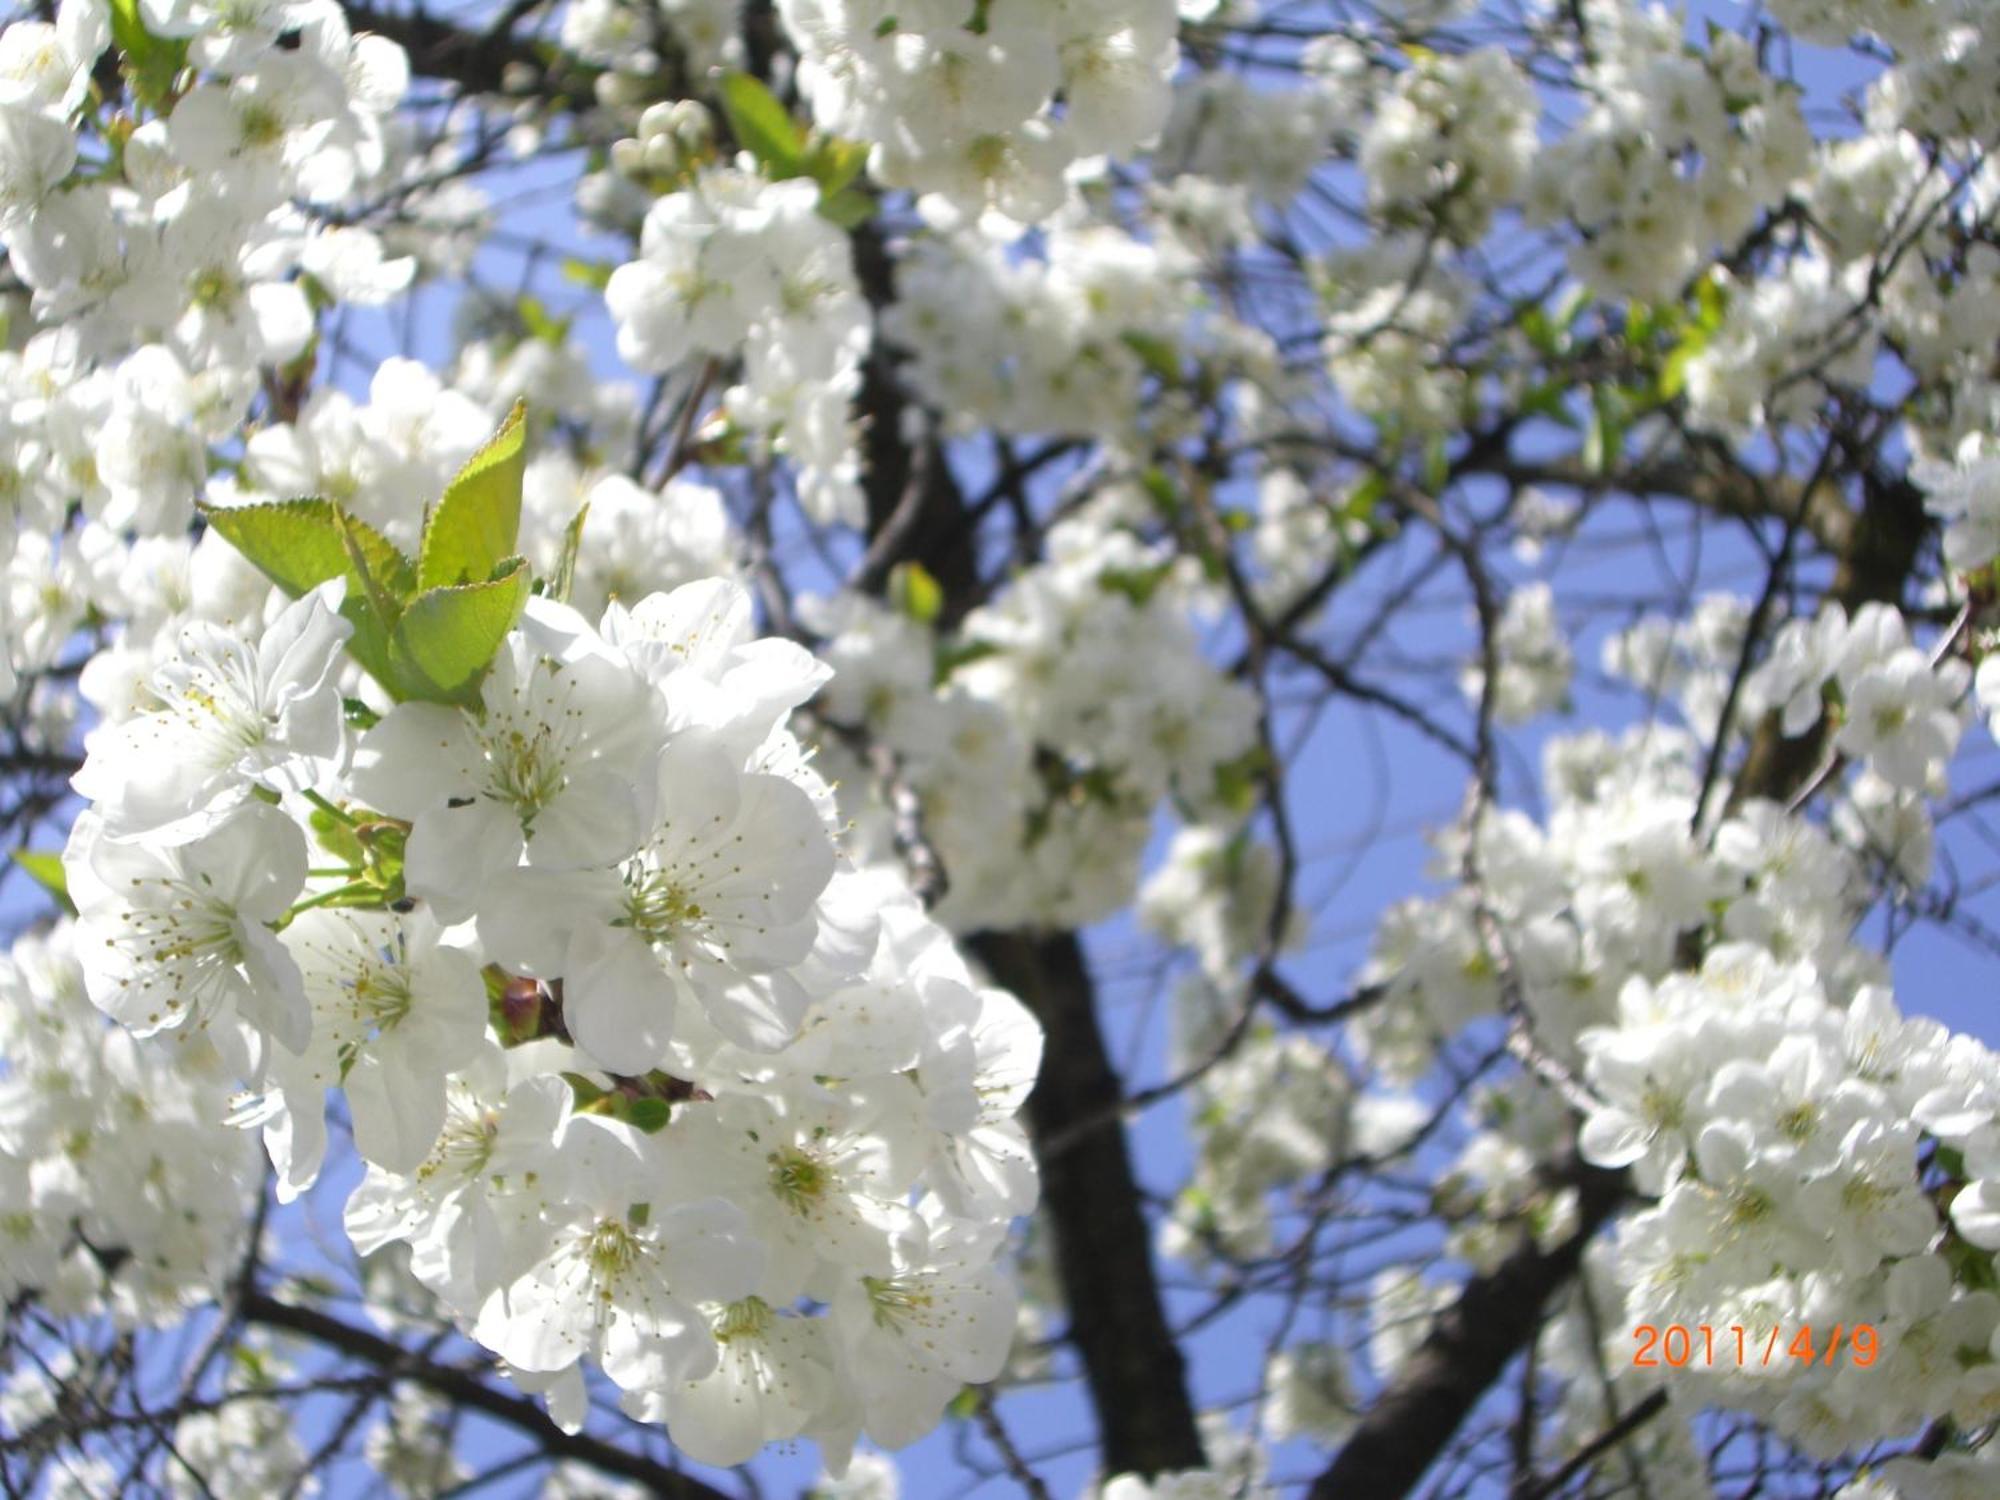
top-left (1631, 1324), bottom-right (1880, 1368)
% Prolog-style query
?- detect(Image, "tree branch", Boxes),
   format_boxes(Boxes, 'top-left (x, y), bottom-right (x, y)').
top-left (969, 931), bottom-right (1207, 1477)
top-left (1304, 439), bottom-right (1935, 1500)
top-left (849, 223), bottom-right (984, 611)
top-left (240, 1290), bottom-right (732, 1499)
top-left (1307, 1160), bottom-right (1627, 1500)
top-left (344, 3), bottom-right (616, 112)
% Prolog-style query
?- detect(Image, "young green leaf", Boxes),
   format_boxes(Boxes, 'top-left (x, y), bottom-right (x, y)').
top-left (308, 806), bottom-right (366, 868)
top-left (1584, 386), bottom-right (1627, 474)
top-left (889, 560), bottom-right (943, 624)
top-left (515, 295), bottom-right (571, 346)
top-left (718, 72), bottom-right (806, 177)
top-left (419, 400), bottom-right (529, 591)
top-left (1121, 331), bottom-right (1181, 384)
top-left (934, 637), bottom-right (1001, 684)
top-left (334, 504), bottom-right (406, 624)
top-left (110, 0), bottom-right (187, 107)
top-left (386, 560), bottom-right (531, 708)
top-left (327, 507), bottom-right (414, 693)
top-left (9, 850), bottom-right (74, 915)
top-left (199, 498), bottom-right (413, 601)
top-left (805, 135), bottom-right (868, 196)
top-left (551, 502), bottom-right (590, 605)
top-left (624, 1097), bottom-right (673, 1132)
top-left (200, 496), bottom-right (423, 694)
top-left (109, 0), bottom-right (157, 70)
top-left (561, 256), bottom-right (616, 291)
top-left (817, 186), bottom-right (875, 231)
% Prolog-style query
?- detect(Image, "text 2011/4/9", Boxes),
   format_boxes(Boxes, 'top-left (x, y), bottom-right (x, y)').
top-left (1632, 1324), bottom-right (1880, 1368)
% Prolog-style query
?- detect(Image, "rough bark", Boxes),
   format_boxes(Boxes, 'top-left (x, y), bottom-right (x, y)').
top-left (848, 223), bottom-right (984, 607)
top-left (970, 931), bottom-right (1208, 1477)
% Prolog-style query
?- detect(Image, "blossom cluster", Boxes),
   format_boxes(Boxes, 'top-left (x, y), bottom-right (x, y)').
top-left (812, 514), bottom-right (1260, 931)
top-left (1526, 1), bottom-right (1811, 300)
top-left (1747, 602), bottom-right (1970, 794)
top-left (1332, 593), bottom-right (2000, 1460)
top-left (0, 920), bottom-right (262, 1320)
top-left (605, 150), bottom-right (869, 527)
top-left (880, 223), bottom-right (1207, 442)
top-left (46, 544), bottom-right (1043, 1468)
top-left (0, 0), bottom-right (474, 702)
top-left (776, 0), bottom-right (1180, 222)
top-left (1580, 953), bottom-right (2000, 1453)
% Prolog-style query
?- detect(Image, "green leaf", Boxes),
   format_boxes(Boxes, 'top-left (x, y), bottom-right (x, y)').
top-left (1211, 747), bottom-right (1268, 816)
top-left (624, 1097), bottom-right (672, 1133)
top-left (1694, 270), bottom-right (1729, 332)
top-left (200, 498), bottom-right (412, 601)
top-left (944, 1387), bottom-right (981, 1421)
top-left (419, 400), bottom-right (528, 592)
top-left (560, 1071), bottom-right (608, 1109)
top-left (386, 560), bottom-right (531, 707)
top-left (10, 850), bottom-right (74, 915)
top-left (1552, 283), bottom-right (1590, 332)
top-left (1121, 330), bottom-right (1181, 384)
top-left (200, 498), bottom-right (417, 692)
top-left (717, 73), bottom-right (805, 177)
top-left (1099, 562), bottom-right (1175, 607)
top-left (888, 561), bottom-right (943, 625)
top-left (1945, 1229), bottom-right (1999, 1293)
top-left (515, 295), bottom-right (571, 346)
top-left (1584, 386), bottom-right (1627, 475)
top-left (334, 507), bottom-right (407, 626)
top-left (805, 136), bottom-right (868, 196)
top-left (1519, 306), bottom-right (1554, 356)
top-left (308, 807), bottom-right (365, 868)
top-left (816, 186), bottom-right (875, 231)
top-left (934, 637), bottom-right (1001, 683)
top-left (1422, 435), bottom-right (1451, 495)
top-left (1340, 470), bottom-right (1388, 524)
top-left (1659, 341), bottom-right (1699, 401)
top-left (1518, 380), bottom-right (1579, 429)
top-left (1140, 467), bottom-right (1181, 516)
top-left (110, 0), bottom-right (186, 107)
top-left (200, 497), bottom-right (347, 595)
top-left (560, 256), bottom-right (616, 291)
top-left (551, 503), bottom-right (589, 605)
top-left (109, 0), bottom-right (154, 67)
top-left (327, 506), bottom-right (412, 692)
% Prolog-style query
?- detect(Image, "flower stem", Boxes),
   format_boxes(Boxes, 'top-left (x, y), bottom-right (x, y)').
top-left (302, 789), bottom-right (359, 825)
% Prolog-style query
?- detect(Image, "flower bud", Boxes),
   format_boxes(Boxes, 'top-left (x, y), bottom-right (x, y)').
top-left (609, 137), bottom-right (646, 177)
top-left (642, 133), bottom-right (682, 176)
top-left (638, 100), bottom-right (680, 142)
top-left (668, 100), bottom-right (714, 151)
top-left (595, 70), bottom-right (647, 110)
